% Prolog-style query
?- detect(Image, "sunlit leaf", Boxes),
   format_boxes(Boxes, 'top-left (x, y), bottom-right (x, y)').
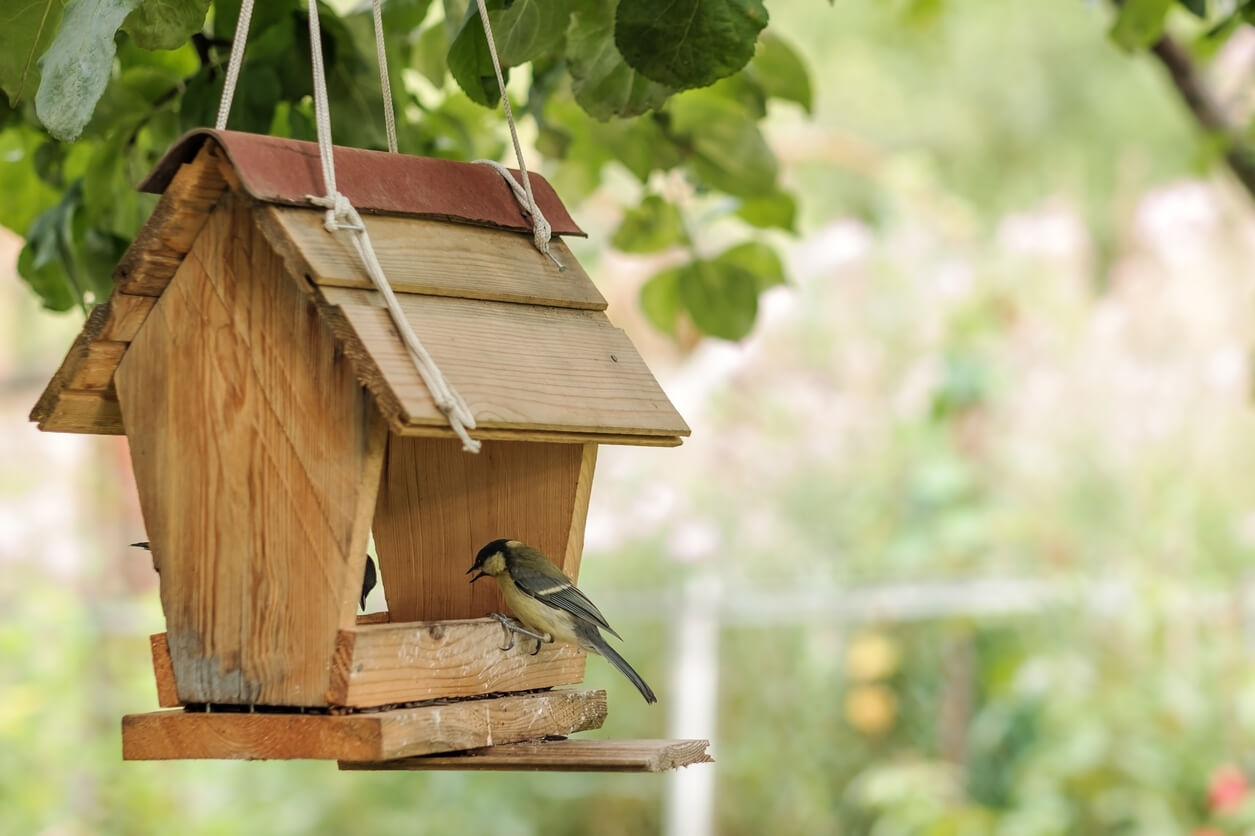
top-left (0, 0), bottom-right (66, 107)
top-left (566, 0), bottom-right (673, 120)
top-left (35, 0), bottom-right (142, 141)
top-left (122, 0), bottom-right (211, 50)
top-left (612, 194), bottom-right (687, 253)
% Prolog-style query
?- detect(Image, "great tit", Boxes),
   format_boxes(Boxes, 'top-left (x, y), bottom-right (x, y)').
top-left (132, 542), bottom-right (380, 612)
top-left (467, 538), bottom-right (657, 704)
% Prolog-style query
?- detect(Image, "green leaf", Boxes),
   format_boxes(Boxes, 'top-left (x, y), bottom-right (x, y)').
top-left (640, 266), bottom-right (684, 336)
top-left (1180, 0), bottom-right (1206, 18)
top-left (712, 241), bottom-right (786, 292)
top-left (751, 32), bottom-right (811, 113)
top-left (122, 0), bottom-right (210, 50)
top-left (669, 89), bottom-right (777, 197)
top-left (413, 22), bottom-right (449, 85)
top-left (35, 0), bottom-right (142, 142)
top-left (491, 0), bottom-right (571, 67)
top-left (612, 194), bottom-right (686, 253)
top-left (1110, 0), bottom-right (1174, 51)
top-left (566, 0), bottom-right (673, 120)
top-left (0, 0), bottom-right (67, 107)
top-left (676, 258), bottom-right (759, 340)
top-left (380, 0), bottom-right (435, 32)
top-left (736, 189), bottom-right (797, 232)
top-left (0, 124), bottom-right (63, 233)
top-left (447, 0), bottom-right (505, 106)
top-left (615, 0), bottom-right (768, 91)
top-left (18, 180), bottom-right (86, 312)
top-left (591, 113), bottom-right (683, 181)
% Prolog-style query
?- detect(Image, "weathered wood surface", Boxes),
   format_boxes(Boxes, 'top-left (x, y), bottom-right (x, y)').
top-left (115, 192), bottom-right (386, 706)
top-left (339, 738), bottom-right (714, 772)
top-left (328, 617), bottom-right (586, 708)
top-left (30, 291), bottom-right (153, 434)
top-left (113, 144), bottom-right (228, 296)
top-left (321, 287), bottom-right (690, 441)
top-left (262, 208), bottom-right (605, 310)
top-left (373, 438), bottom-right (595, 623)
top-left (122, 690), bottom-right (608, 761)
top-left (150, 634), bottom-right (180, 708)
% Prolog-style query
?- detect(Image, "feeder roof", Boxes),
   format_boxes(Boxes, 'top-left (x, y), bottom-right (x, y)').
top-left (31, 130), bottom-right (689, 446)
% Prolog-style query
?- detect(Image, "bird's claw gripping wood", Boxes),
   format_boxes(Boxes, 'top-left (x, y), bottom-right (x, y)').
top-left (490, 612), bottom-right (551, 652)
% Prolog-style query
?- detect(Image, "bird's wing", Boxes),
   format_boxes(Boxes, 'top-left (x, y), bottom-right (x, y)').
top-left (511, 560), bottom-right (622, 640)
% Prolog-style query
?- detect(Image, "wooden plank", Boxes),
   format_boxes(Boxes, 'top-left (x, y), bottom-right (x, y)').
top-left (122, 690), bottom-right (608, 761)
top-left (150, 634), bottom-right (180, 708)
top-left (327, 617), bottom-right (586, 708)
top-left (261, 208), bottom-right (605, 311)
top-left (64, 341), bottom-right (127, 390)
top-left (31, 291), bottom-right (159, 434)
top-left (34, 389), bottom-right (123, 434)
top-left (113, 144), bottom-right (228, 296)
top-left (563, 444), bottom-right (597, 581)
top-left (323, 287), bottom-right (690, 440)
top-left (339, 738), bottom-right (714, 772)
top-left (392, 425), bottom-right (682, 447)
top-left (98, 292), bottom-right (157, 341)
top-left (115, 191), bottom-right (387, 707)
top-left (373, 438), bottom-right (589, 623)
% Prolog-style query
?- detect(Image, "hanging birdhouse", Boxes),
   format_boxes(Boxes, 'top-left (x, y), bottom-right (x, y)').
top-left (30, 129), bottom-right (710, 772)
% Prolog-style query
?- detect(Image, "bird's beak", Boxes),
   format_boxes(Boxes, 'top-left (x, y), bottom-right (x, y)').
top-left (467, 567), bottom-right (485, 583)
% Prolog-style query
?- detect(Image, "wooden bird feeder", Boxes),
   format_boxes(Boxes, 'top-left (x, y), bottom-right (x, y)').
top-left (31, 130), bottom-right (711, 772)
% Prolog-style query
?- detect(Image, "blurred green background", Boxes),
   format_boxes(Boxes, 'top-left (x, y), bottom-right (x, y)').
top-left (6, 0), bottom-right (1255, 833)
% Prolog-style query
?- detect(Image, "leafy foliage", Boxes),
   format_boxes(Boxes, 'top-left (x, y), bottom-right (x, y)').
top-left (0, 0), bottom-right (805, 341)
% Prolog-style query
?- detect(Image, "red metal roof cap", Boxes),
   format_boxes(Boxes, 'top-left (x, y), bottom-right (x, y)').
top-left (139, 129), bottom-right (584, 237)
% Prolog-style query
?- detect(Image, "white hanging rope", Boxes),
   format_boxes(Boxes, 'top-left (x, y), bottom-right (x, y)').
top-left (471, 0), bottom-right (563, 270)
top-left (371, 0), bottom-right (398, 154)
top-left (304, 0), bottom-right (480, 452)
top-left (214, 0), bottom-right (256, 129)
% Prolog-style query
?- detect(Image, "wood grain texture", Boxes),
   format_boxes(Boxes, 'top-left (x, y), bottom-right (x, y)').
top-left (150, 634), bottom-right (180, 708)
top-left (262, 208), bottom-right (605, 310)
top-left (113, 145), bottom-right (229, 296)
top-left (98, 292), bottom-right (157, 341)
top-left (32, 388), bottom-right (123, 434)
top-left (122, 690), bottom-right (608, 761)
top-left (322, 287), bottom-right (690, 440)
top-left (115, 191), bottom-right (387, 706)
top-left (373, 438), bottom-right (590, 623)
top-left (339, 738), bottom-right (714, 772)
top-left (327, 617), bottom-right (586, 708)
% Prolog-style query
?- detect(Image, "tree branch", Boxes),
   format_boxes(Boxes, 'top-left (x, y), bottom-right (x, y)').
top-left (1149, 35), bottom-right (1255, 200)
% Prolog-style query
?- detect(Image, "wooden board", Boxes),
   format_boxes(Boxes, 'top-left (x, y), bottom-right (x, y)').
top-left (328, 617), bottom-right (586, 708)
top-left (150, 634), bottom-right (180, 708)
top-left (260, 208), bottom-right (606, 311)
top-left (322, 287), bottom-right (690, 440)
top-left (373, 439), bottom-right (596, 623)
top-left (113, 144), bottom-right (228, 296)
top-left (115, 192), bottom-right (387, 706)
top-left (339, 738), bottom-right (714, 772)
top-left (122, 690), bottom-right (608, 761)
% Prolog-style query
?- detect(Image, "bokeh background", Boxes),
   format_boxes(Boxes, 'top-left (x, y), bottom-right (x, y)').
top-left (6, 0), bottom-right (1255, 833)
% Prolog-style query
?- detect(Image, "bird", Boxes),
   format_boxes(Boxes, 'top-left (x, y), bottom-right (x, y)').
top-left (467, 538), bottom-right (657, 704)
top-left (132, 542), bottom-right (380, 612)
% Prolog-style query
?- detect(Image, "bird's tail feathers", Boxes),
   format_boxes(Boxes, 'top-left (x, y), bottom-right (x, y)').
top-left (590, 633), bottom-right (657, 704)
